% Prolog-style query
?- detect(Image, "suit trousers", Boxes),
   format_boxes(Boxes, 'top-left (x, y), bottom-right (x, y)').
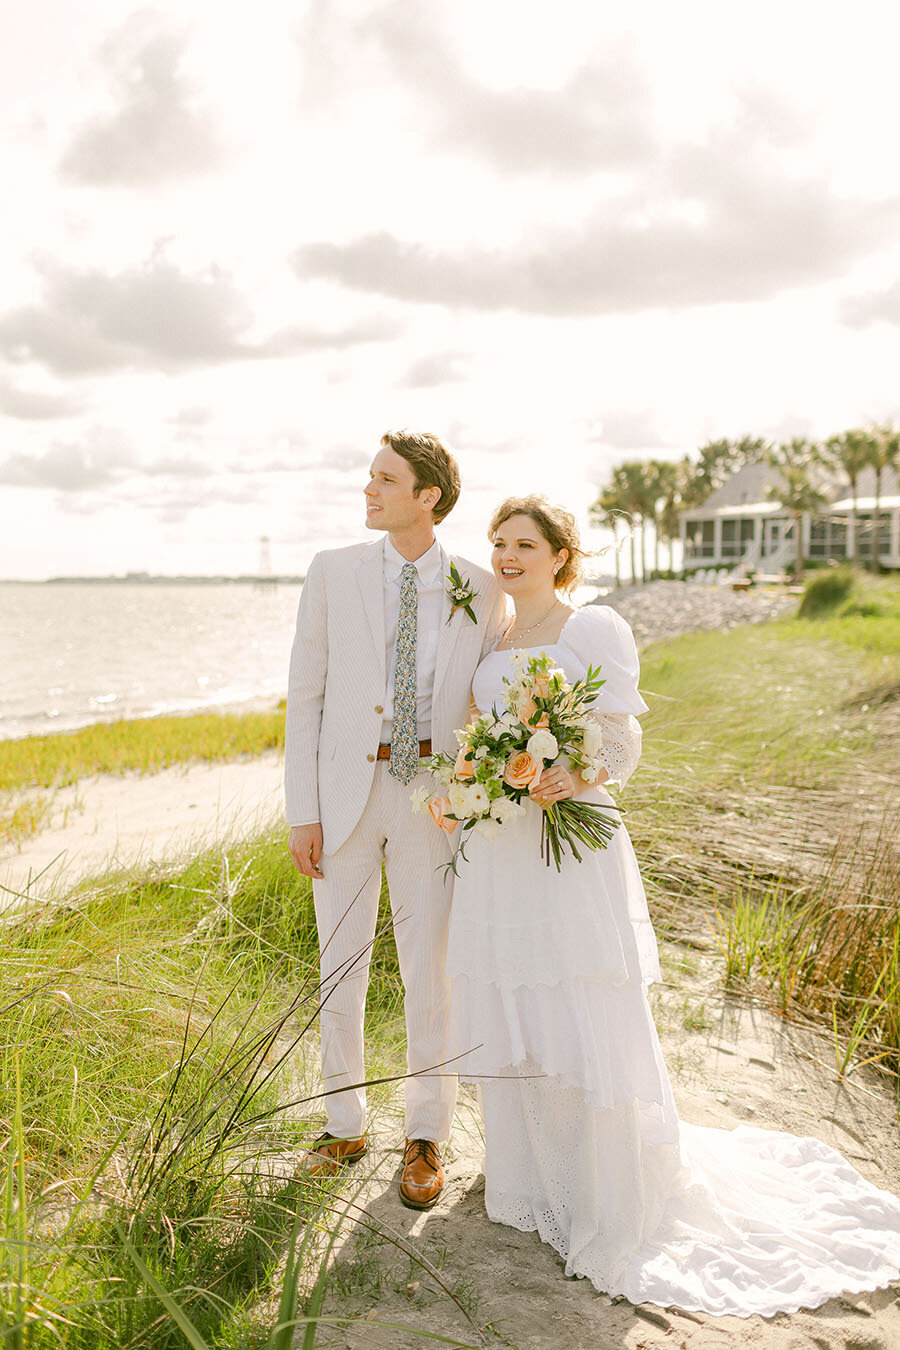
top-left (312, 763), bottom-right (457, 1142)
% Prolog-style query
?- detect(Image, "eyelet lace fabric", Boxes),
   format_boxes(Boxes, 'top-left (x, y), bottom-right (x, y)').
top-left (448, 611), bottom-right (900, 1317)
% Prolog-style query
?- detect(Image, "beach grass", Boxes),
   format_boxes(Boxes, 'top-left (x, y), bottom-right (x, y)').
top-left (632, 569), bottom-right (899, 1088)
top-left (0, 834), bottom-right (413, 1346)
top-left (0, 705), bottom-right (287, 794)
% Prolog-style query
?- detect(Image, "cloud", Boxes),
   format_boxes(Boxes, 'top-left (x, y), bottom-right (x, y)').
top-left (0, 378), bottom-right (82, 420)
top-left (168, 404), bottom-right (214, 427)
top-left (294, 147), bottom-right (900, 316)
top-left (839, 281), bottom-right (900, 327)
top-left (400, 351), bottom-right (468, 387)
top-left (587, 412), bottom-right (674, 452)
top-left (360, 2), bottom-right (653, 174)
top-left (301, 2), bottom-right (652, 175)
top-left (0, 251), bottom-right (403, 375)
top-left (0, 430), bottom-right (136, 491)
top-left (59, 11), bottom-right (225, 186)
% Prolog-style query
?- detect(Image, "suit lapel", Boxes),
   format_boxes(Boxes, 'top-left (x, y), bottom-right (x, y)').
top-left (432, 547), bottom-right (459, 701)
top-left (356, 538), bottom-right (386, 687)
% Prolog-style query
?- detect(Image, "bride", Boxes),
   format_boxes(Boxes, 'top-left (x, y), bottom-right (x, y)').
top-left (444, 494), bottom-right (900, 1317)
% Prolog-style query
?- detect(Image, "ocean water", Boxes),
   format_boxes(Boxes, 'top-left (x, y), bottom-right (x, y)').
top-left (0, 582), bottom-right (303, 741)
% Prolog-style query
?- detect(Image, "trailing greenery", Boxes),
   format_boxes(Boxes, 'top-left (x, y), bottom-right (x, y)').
top-left (0, 705), bottom-right (286, 794)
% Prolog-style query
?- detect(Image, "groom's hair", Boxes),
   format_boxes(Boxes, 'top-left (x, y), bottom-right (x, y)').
top-left (380, 430), bottom-right (460, 523)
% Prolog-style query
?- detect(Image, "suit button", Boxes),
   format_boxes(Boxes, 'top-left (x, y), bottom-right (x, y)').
top-left (374, 705), bottom-right (383, 714)
top-left (366, 753), bottom-right (375, 762)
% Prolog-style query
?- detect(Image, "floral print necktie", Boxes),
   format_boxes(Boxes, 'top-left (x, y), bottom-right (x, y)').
top-left (389, 562), bottom-right (418, 784)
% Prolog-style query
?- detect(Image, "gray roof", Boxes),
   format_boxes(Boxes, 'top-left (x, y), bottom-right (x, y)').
top-left (680, 458), bottom-right (900, 520)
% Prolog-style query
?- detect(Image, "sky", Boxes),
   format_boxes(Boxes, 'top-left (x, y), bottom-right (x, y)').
top-left (2, 0), bottom-right (900, 579)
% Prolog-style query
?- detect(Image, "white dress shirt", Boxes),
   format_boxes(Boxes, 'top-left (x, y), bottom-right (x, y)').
top-left (381, 536), bottom-right (445, 743)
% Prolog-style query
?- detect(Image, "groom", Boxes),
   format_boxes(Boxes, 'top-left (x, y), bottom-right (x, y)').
top-left (285, 429), bottom-right (507, 1208)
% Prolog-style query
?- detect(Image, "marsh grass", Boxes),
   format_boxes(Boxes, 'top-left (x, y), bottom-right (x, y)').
top-left (0, 831), bottom-right (421, 1346)
top-left (0, 706), bottom-right (286, 794)
top-left (633, 573), bottom-right (899, 1088)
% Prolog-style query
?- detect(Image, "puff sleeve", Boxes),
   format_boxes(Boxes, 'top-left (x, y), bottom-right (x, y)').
top-left (561, 606), bottom-right (647, 787)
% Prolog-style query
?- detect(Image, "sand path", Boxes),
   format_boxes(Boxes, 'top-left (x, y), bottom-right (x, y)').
top-left (0, 751), bottom-right (284, 905)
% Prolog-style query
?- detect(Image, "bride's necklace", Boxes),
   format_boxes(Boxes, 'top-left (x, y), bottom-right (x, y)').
top-left (505, 597), bottom-right (561, 641)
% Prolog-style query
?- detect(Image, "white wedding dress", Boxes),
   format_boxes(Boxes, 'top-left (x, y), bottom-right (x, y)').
top-left (446, 605), bottom-right (900, 1317)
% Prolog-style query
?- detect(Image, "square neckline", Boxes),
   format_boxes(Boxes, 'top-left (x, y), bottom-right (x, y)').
top-left (493, 607), bottom-right (579, 654)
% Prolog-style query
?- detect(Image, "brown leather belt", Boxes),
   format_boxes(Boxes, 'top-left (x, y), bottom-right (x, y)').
top-left (376, 739), bottom-right (432, 761)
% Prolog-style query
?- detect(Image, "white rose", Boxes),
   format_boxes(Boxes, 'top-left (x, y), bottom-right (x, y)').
top-left (410, 785), bottom-right (432, 814)
top-left (490, 796), bottom-right (526, 824)
top-left (582, 721), bottom-right (604, 757)
top-left (526, 729), bottom-right (559, 762)
top-left (474, 816), bottom-right (503, 840)
top-left (448, 781), bottom-right (475, 817)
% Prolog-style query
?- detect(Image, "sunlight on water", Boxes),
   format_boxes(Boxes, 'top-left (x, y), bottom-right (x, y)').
top-left (0, 582), bottom-right (303, 740)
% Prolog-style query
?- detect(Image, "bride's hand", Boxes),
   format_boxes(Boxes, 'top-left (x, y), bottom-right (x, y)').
top-left (529, 765), bottom-right (579, 807)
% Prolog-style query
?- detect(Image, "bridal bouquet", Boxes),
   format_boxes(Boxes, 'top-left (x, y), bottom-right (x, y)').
top-left (412, 651), bottom-right (619, 872)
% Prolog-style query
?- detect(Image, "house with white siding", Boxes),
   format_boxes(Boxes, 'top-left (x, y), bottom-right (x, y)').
top-left (679, 461), bottom-right (900, 573)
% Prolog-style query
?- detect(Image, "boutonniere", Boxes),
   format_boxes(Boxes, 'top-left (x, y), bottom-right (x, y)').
top-left (446, 561), bottom-right (478, 625)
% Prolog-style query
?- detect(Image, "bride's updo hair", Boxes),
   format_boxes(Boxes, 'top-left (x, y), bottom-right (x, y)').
top-left (488, 495), bottom-right (587, 593)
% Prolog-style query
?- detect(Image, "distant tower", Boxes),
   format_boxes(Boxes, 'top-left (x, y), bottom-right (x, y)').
top-left (259, 535), bottom-right (272, 577)
top-left (256, 535), bottom-right (276, 590)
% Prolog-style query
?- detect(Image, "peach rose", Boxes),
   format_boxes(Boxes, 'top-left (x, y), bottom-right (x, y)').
top-left (531, 675), bottom-right (552, 699)
top-left (454, 746), bottom-right (476, 779)
top-left (503, 751), bottom-right (542, 790)
top-left (516, 694), bottom-right (539, 725)
top-left (428, 796), bottom-right (458, 834)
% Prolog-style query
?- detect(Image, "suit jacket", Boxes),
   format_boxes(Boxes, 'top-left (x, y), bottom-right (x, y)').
top-left (284, 535), bottom-right (508, 854)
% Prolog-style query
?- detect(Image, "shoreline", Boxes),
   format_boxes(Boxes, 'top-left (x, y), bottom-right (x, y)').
top-left (1, 580), bottom-right (798, 745)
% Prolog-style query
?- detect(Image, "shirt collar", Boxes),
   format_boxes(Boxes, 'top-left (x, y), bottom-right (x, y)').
top-left (383, 536), bottom-right (444, 586)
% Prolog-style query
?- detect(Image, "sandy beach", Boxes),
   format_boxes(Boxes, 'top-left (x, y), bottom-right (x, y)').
top-left (0, 751), bottom-right (284, 905)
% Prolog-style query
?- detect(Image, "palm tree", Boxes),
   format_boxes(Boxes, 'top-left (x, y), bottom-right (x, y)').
top-left (592, 462), bottom-right (650, 585)
top-left (823, 428), bottom-right (878, 566)
top-left (640, 459), bottom-right (681, 576)
top-left (682, 436), bottom-right (769, 507)
top-left (766, 439), bottom-right (827, 581)
top-left (592, 482), bottom-right (623, 587)
top-left (869, 423), bottom-right (900, 573)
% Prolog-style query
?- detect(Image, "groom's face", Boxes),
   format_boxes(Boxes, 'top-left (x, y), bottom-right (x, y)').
top-left (365, 446), bottom-right (430, 532)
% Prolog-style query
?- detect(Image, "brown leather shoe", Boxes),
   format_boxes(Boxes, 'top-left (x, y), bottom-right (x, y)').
top-left (399, 1137), bottom-right (444, 1210)
top-left (302, 1131), bottom-right (367, 1178)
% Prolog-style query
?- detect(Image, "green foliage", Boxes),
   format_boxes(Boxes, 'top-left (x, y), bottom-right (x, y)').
top-left (0, 833), bottom-right (408, 1346)
top-left (798, 566), bottom-right (856, 617)
top-left (0, 708), bottom-right (286, 793)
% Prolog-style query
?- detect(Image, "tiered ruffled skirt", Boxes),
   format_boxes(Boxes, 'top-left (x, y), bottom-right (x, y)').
top-left (446, 793), bottom-right (900, 1317)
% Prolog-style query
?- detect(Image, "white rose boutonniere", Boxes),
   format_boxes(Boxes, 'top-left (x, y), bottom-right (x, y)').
top-left (446, 561), bottom-right (478, 624)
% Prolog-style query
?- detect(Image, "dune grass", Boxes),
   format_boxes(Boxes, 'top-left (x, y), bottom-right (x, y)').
top-left (0, 705), bottom-right (286, 794)
top-left (631, 570), bottom-right (899, 1090)
top-left (0, 835), bottom-right (417, 1347)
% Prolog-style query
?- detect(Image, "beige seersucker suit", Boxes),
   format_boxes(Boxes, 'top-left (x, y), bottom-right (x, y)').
top-left (285, 534), bottom-right (508, 1142)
